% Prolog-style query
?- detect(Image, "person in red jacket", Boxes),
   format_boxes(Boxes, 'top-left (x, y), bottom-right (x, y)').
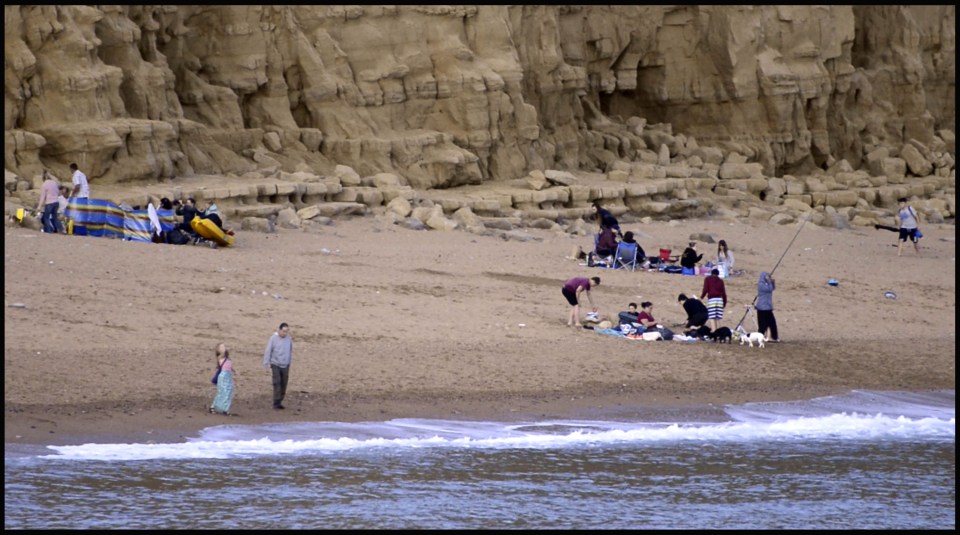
top-left (700, 268), bottom-right (727, 331)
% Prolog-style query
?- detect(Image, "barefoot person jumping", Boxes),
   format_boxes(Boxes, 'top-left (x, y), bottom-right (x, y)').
top-left (562, 276), bottom-right (600, 327)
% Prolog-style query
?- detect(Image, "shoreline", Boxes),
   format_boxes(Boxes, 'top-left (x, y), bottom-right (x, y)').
top-left (5, 383), bottom-right (951, 447)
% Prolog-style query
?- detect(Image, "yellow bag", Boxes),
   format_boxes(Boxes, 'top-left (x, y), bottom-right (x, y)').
top-left (16, 208), bottom-right (24, 223)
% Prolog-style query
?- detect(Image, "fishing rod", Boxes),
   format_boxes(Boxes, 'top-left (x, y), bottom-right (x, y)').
top-left (733, 212), bottom-right (810, 331)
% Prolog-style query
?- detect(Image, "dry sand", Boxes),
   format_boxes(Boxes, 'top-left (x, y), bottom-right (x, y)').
top-left (4, 213), bottom-right (955, 446)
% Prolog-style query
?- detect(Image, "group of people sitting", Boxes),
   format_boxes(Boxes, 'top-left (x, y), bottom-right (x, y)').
top-left (613, 279), bottom-right (779, 343)
top-left (151, 196), bottom-right (232, 245)
top-left (586, 201), bottom-right (737, 278)
top-left (612, 294), bottom-right (719, 341)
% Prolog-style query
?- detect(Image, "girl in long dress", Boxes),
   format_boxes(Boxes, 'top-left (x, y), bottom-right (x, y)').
top-left (210, 343), bottom-right (237, 415)
top-left (716, 240), bottom-right (735, 278)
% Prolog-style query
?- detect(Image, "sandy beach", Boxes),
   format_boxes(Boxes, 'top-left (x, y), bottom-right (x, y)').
top-left (4, 213), bottom-right (955, 446)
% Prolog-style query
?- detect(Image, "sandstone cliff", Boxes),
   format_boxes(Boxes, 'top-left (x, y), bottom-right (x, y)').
top-left (4, 5), bottom-right (956, 228)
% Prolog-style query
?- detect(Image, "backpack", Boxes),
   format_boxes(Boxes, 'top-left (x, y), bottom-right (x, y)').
top-left (166, 227), bottom-right (190, 245)
top-left (657, 326), bottom-right (675, 340)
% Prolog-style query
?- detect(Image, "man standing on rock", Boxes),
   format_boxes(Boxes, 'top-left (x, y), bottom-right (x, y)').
top-left (262, 322), bottom-right (293, 410)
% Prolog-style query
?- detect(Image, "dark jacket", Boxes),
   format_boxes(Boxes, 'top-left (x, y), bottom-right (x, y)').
top-left (682, 298), bottom-right (708, 326)
top-left (680, 247), bottom-right (702, 269)
top-left (177, 204), bottom-right (200, 231)
top-left (598, 208), bottom-right (620, 231)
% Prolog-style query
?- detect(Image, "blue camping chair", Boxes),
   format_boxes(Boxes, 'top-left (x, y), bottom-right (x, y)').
top-left (610, 241), bottom-right (639, 271)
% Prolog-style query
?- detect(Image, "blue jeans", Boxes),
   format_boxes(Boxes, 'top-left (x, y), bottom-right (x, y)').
top-left (41, 203), bottom-right (63, 234)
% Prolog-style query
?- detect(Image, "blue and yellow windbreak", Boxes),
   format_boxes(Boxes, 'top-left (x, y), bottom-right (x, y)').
top-left (64, 199), bottom-right (178, 242)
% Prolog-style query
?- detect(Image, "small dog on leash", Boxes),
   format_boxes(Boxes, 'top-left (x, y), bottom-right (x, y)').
top-left (739, 331), bottom-right (767, 348)
top-left (706, 326), bottom-right (732, 343)
top-left (734, 325), bottom-right (766, 348)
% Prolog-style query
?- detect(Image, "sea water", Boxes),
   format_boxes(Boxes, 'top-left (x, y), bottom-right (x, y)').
top-left (4, 390), bottom-right (954, 529)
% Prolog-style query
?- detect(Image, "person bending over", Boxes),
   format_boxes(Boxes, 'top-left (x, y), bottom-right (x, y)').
top-left (677, 293), bottom-right (708, 328)
top-left (562, 276), bottom-right (600, 327)
top-left (591, 201), bottom-right (621, 235)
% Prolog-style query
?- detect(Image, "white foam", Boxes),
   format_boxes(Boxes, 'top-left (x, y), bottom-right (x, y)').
top-left (41, 390), bottom-right (954, 462)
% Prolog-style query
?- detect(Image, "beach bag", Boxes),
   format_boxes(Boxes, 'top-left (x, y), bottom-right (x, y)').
top-left (167, 227), bottom-right (190, 245)
top-left (663, 265), bottom-right (683, 274)
top-left (211, 367), bottom-right (221, 385)
top-left (657, 326), bottom-right (675, 340)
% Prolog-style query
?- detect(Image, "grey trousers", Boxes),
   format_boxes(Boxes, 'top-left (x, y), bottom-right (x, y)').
top-left (271, 364), bottom-right (290, 407)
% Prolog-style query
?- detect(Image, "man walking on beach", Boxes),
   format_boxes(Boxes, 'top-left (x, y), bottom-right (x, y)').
top-left (262, 322), bottom-right (293, 410)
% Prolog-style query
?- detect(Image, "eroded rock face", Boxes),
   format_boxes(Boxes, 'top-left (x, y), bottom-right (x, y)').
top-left (3, 5), bottom-right (955, 188)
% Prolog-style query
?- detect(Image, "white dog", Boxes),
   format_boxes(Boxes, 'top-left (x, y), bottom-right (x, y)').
top-left (641, 331), bottom-right (663, 341)
top-left (738, 331), bottom-right (766, 348)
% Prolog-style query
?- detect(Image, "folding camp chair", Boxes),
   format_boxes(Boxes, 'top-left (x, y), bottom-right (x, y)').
top-left (610, 241), bottom-right (639, 271)
top-left (659, 248), bottom-right (673, 263)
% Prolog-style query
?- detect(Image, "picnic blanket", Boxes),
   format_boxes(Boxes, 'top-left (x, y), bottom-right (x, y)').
top-left (64, 198), bottom-right (178, 242)
top-left (593, 327), bottom-right (697, 342)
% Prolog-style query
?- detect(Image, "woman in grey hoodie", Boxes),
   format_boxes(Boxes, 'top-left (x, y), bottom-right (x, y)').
top-left (756, 272), bottom-right (780, 342)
